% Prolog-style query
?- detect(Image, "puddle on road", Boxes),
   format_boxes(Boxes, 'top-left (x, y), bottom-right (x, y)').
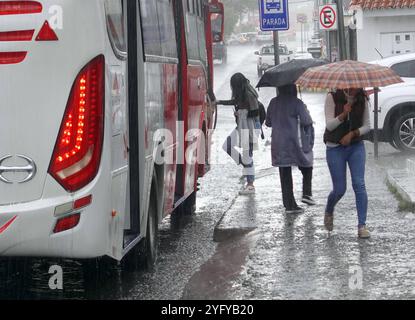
top-left (181, 231), bottom-right (260, 300)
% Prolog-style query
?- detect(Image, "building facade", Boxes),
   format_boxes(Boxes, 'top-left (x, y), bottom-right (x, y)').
top-left (351, 0), bottom-right (415, 62)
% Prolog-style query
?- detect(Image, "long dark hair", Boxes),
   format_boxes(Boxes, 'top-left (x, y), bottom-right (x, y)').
top-left (335, 88), bottom-right (368, 120)
top-left (335, 89), bottom-right (368, 105)
top-left (230, 73), bottom-right (249, 105)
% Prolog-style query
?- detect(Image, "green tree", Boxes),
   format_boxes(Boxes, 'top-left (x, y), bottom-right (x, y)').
top-left (221, 0), bottom-right (259, 37)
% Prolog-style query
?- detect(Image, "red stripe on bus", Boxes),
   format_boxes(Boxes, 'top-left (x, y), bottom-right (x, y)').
top-left (0, 30), bottom-right (35, 41)
top-left (0, 51), bottom-right (28, 64)
top-left (0, 1), bottom-right (42, 15)
top-left (0, 216), bottom-right (17, 235)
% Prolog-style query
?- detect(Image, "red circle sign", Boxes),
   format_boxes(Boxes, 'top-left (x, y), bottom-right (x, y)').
top-left (320, 5), bottom-right (336, 29)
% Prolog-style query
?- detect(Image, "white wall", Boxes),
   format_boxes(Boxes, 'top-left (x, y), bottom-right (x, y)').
top-left (357, 13), bottom-right (415, 62)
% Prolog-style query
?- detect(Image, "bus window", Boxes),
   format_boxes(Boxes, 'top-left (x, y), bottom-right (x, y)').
top-left (211, 14), bottom-right (223, 42)
top-left (209, 1), bottom-right (224, 43)
top-left (195, 0), bottom-right (200, 17)
top-left (188, 0), bottom-right (194, 14)
top-left (185, 6), bottom-right (200, 61)
top-left (139, 0), bottom-right (162, 56)
top-left (156, 0), bottom-right (178, 59)
top-left (197, 17), bottom-right (207, 63)
top-left (104, 0), bottom-right (126, 56)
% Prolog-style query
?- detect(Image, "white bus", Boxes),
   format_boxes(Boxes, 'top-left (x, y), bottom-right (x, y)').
top-left (0, 0), bottom-right (224, 266)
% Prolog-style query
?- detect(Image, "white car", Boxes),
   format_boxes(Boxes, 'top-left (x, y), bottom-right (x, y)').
top-left (369, 53), bottom-right (415, 152)
top-left (294, 49), bottom-right (313, 60)
top-left (255, 45), bottom-right (293, 77)
top-left (256, 31), bottom-right (273, 44)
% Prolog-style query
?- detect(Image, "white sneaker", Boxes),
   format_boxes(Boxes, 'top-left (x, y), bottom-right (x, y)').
top-left (239, 185), bottom-right (256, 195)
top-left (302, 196), bottom-right (317, 206)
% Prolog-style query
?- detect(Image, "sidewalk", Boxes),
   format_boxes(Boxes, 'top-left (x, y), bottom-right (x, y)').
top-left (386, 158), bottom-right (415, 210)
top-left (207, 139), bottom-right (415, 299)
top-left (182, 91), bottom-right (415, 300)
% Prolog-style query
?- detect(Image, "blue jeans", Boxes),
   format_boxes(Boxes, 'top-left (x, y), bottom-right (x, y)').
top-left (325, 142), bottom-right (368, 227)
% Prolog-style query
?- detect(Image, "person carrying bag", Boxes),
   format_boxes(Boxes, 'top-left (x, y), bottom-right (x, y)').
top-left (216, 73), bottom-right (262, 195)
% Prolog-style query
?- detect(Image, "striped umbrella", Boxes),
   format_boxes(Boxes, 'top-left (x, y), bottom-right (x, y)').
top-left (296, 60), bottom-right (404, 160)
top-left (295, 60), bottom-right (403, 89)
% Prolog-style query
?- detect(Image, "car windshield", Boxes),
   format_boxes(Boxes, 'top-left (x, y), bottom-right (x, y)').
top-left (391, 60), bottom-right (415, 78)
top-left (261, 46), bottom-right (288, 55)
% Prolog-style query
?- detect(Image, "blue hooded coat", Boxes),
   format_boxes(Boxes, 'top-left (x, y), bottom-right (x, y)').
top-left (265, 85), bottom-right (314, 168)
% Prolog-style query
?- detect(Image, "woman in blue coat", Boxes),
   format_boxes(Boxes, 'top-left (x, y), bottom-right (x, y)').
top-left (265, 84), bottom-right (315, 214)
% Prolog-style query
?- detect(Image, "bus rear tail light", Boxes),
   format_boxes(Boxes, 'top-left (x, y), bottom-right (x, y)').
top-left (54, 195), bottom-right (93, 217)
top-left (73, 195), bottom-right (92, 210)
top-left (0, 51), bottom-right (27, 64)
top-left (0, 30), bottom-right (34, 41)
top-left (54, 213), bottom-right (80, 234)
top-left (0, 1), bottom-right (42, 15)
top-left (48, 55), bottom-right (105, 192)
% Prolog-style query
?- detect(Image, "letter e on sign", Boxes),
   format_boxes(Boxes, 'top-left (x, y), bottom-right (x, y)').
top-left (319, 4), bottom-right (338, 31)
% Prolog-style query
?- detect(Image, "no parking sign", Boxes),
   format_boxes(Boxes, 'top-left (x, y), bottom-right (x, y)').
top-left (319, 4), bottom-right (338, 30)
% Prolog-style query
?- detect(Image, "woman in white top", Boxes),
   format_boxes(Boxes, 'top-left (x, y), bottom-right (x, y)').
top-left (323, 88), bottom-right (371, 239)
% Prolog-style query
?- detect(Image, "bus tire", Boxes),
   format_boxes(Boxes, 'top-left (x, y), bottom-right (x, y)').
top-left (184, 191), bottom-right (197, 215)
top-left (177, 191), bottom-right (196, 216)
top-left (142, 199), bottom-right (159, 270)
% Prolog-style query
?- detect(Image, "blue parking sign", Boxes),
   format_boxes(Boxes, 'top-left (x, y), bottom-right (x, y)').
top-left (259, 0), bottom-right (290, 31)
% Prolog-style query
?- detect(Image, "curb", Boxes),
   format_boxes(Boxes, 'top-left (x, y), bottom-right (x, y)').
top-left (386, 170), bottom-right (415, 210)
top-left (408, 159), bottom-right (415, 175)
top-left (213, 226), bottom-right (257, 243)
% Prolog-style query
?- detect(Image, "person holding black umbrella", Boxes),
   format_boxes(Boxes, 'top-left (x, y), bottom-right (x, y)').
top-left (265, 84), bottom-right (316, 214)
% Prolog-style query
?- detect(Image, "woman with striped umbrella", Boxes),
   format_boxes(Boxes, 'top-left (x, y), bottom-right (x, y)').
top-left (296, 60), bottom-right (403, 238)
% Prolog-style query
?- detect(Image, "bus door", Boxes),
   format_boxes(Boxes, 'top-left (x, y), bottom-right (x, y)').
top-left (174, 0), bottom-right (208, 203)
top-left (104, 0), bottom-right (141, 259)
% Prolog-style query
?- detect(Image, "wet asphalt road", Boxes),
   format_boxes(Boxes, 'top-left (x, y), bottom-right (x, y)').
top-left (1, 44), bottom-right (414, 300)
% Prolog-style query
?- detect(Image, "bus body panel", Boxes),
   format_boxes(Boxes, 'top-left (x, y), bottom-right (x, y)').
top-left (0, 1), bottom-right (107, 205)
top-left (183, 63), bottom-right (204, 198)
top-left (1, 0), bottom-right (223, 261)
top-left (0, 0), bottom-right (118, 258)
top-left (162, 63), bottom-right (179, 216)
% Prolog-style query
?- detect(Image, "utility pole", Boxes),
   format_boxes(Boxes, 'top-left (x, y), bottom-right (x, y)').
top-left (336, 0), bottom-right (347, 60)
top-left (349, 9), bottom-right (358, 60)
top-left (273, 30), bottom-right (280, 95)
top-left (273, 31), bottom-right (280, 66)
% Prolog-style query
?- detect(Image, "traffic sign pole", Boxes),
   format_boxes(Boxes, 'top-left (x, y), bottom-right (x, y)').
top-left (273, 31), bottom-right (280, 66)
top-left (336, 0), bottom-right (347, 60)
top-left (273, 30), bottom-right (280, 95)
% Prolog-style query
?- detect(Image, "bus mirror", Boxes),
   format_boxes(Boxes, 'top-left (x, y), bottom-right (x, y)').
top-left (210, 2), bottom-right (224, 43)
top-left (255, 51), bottom-right (260, 55)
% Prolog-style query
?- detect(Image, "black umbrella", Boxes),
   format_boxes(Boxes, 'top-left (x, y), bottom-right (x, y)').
top-left (256, 58), bottom-right (329, 88)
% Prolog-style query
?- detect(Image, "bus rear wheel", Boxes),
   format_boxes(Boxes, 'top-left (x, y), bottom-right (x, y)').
top-left (176, 191), bottom-right (196, 216)
top-left (142, 199), bottom-right (159, 270)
